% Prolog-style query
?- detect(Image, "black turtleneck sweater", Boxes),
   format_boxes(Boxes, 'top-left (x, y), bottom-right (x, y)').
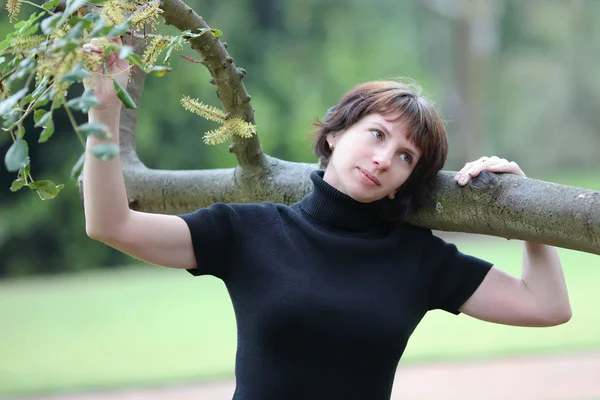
top-left (179, 170), bottom-right (492, 400)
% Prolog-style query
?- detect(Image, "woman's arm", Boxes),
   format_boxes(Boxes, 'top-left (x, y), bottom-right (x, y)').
top-left (453, 156), bottom-right (571, 326)
top-left (82, 39), bottom-right (197, 270)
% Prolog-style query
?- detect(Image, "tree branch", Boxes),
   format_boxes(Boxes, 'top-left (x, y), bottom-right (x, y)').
top-left (117, 159), bottom-right (600, 255)
top-left (411, 171), bottom-right (600, 255)
top-left (158, 0), bottom-right (266, 170)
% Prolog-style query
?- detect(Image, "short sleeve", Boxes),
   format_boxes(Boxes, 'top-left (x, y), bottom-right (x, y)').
top-left (177, 203), bottom-right (240, 279)
top-left (426, 233), bottom-right (493, 315)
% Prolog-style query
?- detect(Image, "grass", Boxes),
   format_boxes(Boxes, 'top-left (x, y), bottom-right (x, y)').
top-left (1, 171), bottom-right (598, 396)
top-left (1, 241), bottom-right (599, 396)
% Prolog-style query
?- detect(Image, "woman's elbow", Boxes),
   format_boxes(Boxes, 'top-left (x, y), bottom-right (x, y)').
top-left (86, 224), bottom-right (116, 244)
top-left (542, 306), bottom-right (572, 326)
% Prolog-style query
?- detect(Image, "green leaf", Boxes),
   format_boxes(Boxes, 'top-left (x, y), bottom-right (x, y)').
top-left (9, 57), bottom-right (36, 83)
top-left (3, 109), bottom-right (22, 128)
top-left (163, 37), bottom-right (183, 64)
top-left (70, 152), bottom-right (85, 179)
top-left (42, 0), bottom-right (60, 10)
top-left (0, 88), bottom-right (28, 119)
top-left (10, 178), bottom-right (27, 192)
top-left (181, 29), bottom-right (207, 39)
top-left (4, 139), bottom-right (29, 172)
top-left (125, 53), bottom-right (144, 68)
top-left (41, 13), bottom-right (65, 35)
top-left (51, 95), bottom-right (65, 110)
top-left (66, 88), bottom-right (100, 112)
top-left (211, 29), bottom-right (223, 37)
top-left (149, 65), bottom-right (172, 77)
top-left (65, 0), bottom-right (87, 15)
top-left (79, 122), bottom-right (111, 139)
top-left (61, 63), bottom-right (91, 83)
top-left (32, 76), bottom-right (50, 98)
top-left (19, 164), bottom-right (30, 180)
top-left (19, 94), bottom-right (34, 108)
top-left (88, 18), bottom-right (106, 37)
top-left (103, 42), bottom-right (120, 57)
top-left (16, 11), bottom-right (44, 35)
top-left (119, 45), bottom-right (134, 60)
top-left (39, 120), bottom-right (55, 143)
top-left (91, 143), bottom-right (119, 161)
top-left (66, 22), bottom-right (86, 39)
top-left (34, 110), bottom-right (55, 142)
top-left (34, 109), bottom-right (51, 127)
top-left (64, 41), bottom-right (80, 54)
top-left (112, 79), bottom-right (136, 109)
top-left (36, 93), bottom-right (51, 107)
top-left (15, 124), bottom-right (25, 139)
top-left (107, 21), bottom-right (131, 38)
top-left (0, 38), bottom-right (11, 52)
top-left (28, 180), bottom-right (65, 200)
top-left (88, 0), bottom-right (112, 3)
top-left (68, 16), bottom-right (94, 29)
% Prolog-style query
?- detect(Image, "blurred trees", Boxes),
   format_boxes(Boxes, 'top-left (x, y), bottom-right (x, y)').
top-left (1, 0), bottom-right (599, 276)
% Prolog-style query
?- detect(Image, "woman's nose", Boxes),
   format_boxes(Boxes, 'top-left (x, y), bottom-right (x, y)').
top-left (373, 153), bottom-right (392, 170)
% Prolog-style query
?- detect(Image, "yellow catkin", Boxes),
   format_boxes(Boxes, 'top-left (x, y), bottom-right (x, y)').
top-left (180, 96), bottom-right (226, 123)
top-left (114, 1), bottom-right (138, 12)
top-left (129, 1), bottom-right (163, 29)
top-left (36, 50), bottom-right (84, 93)
top-left (203, 126), bottom-right (230, 146)
top-left (225, 118), bottom-right (256, 139)
top-left (10, 35), bottom-right (45, 59)
top-left (6, 0), bottom-right (23, 22)
top-left (36, 57), bottom-right (57, 83)
top-left (83, 52), bottom-right (104, 74)
top-left (101, 1), bottom-right (127, 26)
top-left (50, 23), bottom-right (72, 41)
top-left (142, 35), bottom-right (171, 71)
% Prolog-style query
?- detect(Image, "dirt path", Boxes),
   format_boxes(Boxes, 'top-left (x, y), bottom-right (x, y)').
top-left (13, 351), bottom-right (600, 400)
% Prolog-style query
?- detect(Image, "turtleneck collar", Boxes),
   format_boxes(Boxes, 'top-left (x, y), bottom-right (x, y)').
top-left (298, 170), bottom-right (389, 232)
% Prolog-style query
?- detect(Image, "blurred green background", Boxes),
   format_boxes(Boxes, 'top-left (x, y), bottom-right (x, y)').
top-left (1, 0), bottom-right (599, 396)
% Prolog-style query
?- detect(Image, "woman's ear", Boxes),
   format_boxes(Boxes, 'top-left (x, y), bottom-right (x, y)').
top-left (326, 132), bottom-right (338, 150)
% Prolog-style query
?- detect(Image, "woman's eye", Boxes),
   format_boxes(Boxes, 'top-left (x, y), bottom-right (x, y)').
top-left (399, 153), bottom-right (412, 163)
top-left (370, 129), bottom-right (383, 140)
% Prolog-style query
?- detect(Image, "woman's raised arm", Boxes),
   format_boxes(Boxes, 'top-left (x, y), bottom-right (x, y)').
top-left (82, 39), bottom-right (197, 270)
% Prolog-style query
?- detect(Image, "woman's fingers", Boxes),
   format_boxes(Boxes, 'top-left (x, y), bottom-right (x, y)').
top-left (454, 156), bottom-right (525, 186)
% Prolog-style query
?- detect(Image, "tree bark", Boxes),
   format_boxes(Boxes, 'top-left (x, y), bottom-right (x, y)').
top-left (80, 0), bottom-right (600, 257)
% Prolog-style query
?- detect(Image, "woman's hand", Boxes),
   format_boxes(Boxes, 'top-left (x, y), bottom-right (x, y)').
top-left (83, 37), bottom-right (130, 111)
top-left (454, 156), bottom-right (526, 186)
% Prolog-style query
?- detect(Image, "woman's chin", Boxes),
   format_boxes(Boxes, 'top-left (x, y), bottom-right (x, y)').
top-left (346, 186), bottom-right (382, 203)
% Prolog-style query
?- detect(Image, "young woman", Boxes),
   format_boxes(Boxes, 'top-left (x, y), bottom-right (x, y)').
top-left (83, 41), bottom-right (571, 400)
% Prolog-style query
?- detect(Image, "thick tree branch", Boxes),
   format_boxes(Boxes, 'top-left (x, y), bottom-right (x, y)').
top-left (158, 0), bottom-right (266, 170)
top-left (412, 171), bottom-right (600, 255)
top-left (117, 158), bottom-right (600, 255)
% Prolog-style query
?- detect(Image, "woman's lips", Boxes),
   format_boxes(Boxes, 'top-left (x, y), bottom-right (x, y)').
top-left (358, 168), bottom-right (380, 186)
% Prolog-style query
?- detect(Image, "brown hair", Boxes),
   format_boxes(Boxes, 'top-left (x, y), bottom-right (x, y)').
top-left (312, 79), bottom-right (448, 221)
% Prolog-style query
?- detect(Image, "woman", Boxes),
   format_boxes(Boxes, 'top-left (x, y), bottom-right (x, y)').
top-left (83, 41), bottom-right (571, 400)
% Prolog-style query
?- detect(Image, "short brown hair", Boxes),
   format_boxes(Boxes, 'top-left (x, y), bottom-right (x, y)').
top-left (312, 79), bottom-right (448, 221)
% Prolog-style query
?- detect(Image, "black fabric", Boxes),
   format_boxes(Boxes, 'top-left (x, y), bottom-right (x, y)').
top-left (178, 170), bottom-right (493, 400)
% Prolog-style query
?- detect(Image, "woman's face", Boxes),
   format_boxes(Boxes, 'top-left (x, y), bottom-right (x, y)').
top-left (323, 113), bottom-right (421, 203)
